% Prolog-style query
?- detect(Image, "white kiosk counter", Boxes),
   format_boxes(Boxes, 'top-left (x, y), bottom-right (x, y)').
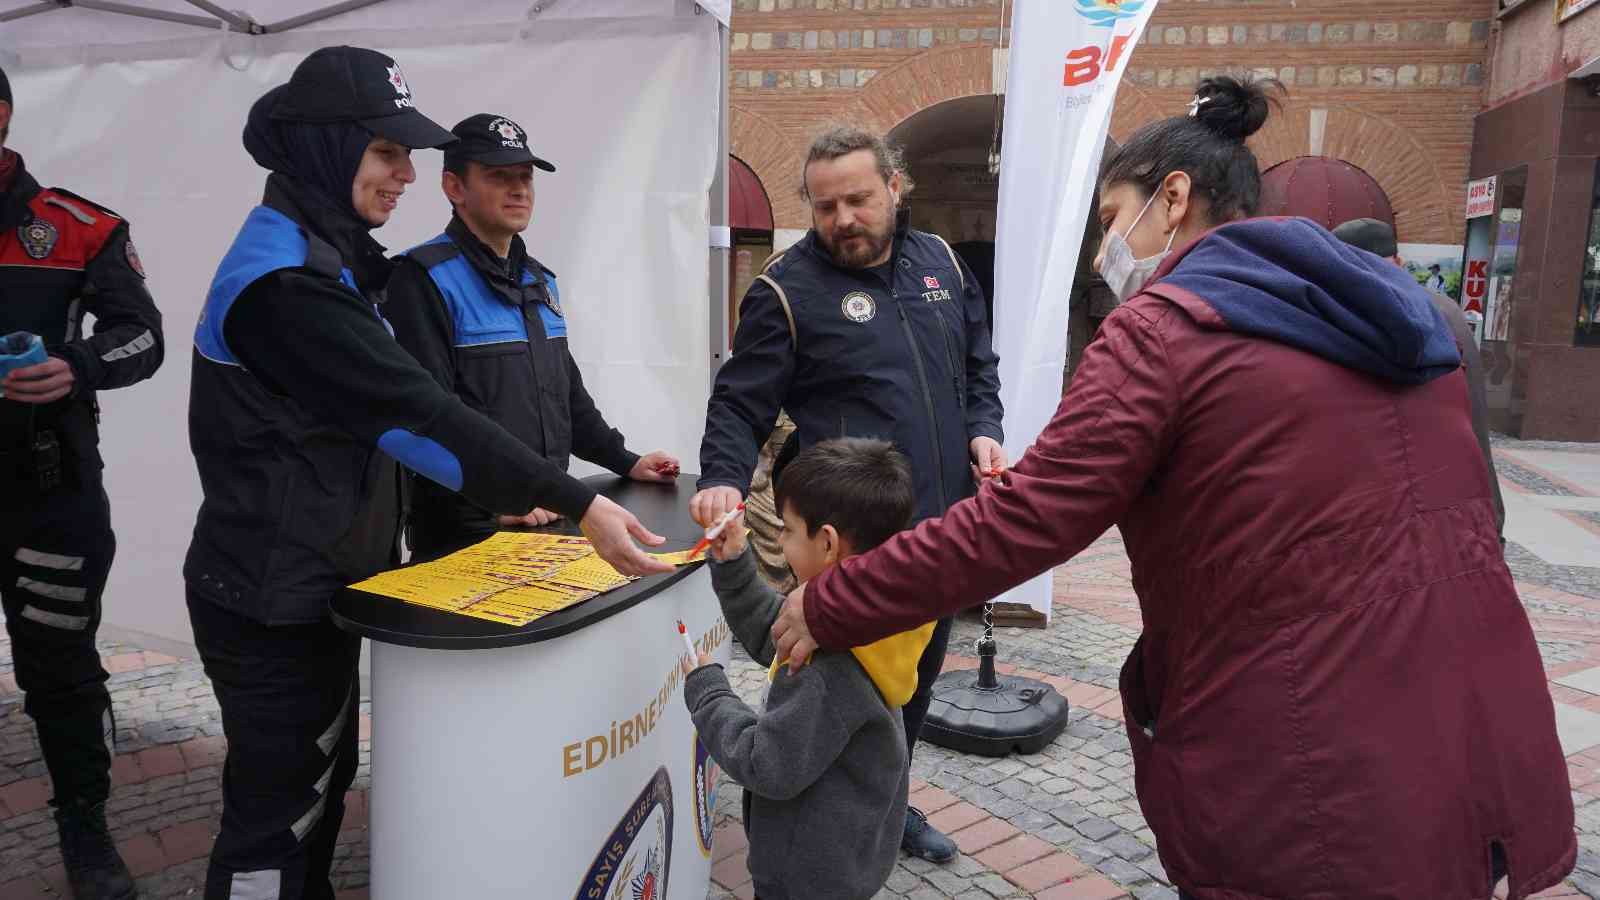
top-left (331, 474), bottom-right (733, 900)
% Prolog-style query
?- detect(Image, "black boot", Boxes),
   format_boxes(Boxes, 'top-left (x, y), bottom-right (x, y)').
top-left (54, 799), bottom-right (138, 900)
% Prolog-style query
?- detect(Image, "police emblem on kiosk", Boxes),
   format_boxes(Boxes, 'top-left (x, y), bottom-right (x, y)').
top-left (692, 733), bottom-right (720, 857)
top-left (573, 766), bottom-right (673, 900)
top-left (18, 219), bottom-right (58, 259)
top-left (841, 291), bottom-right (876, 324)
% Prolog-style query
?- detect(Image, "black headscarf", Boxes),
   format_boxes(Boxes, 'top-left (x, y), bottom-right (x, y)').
top-left (243, 85), bottom-right (375, 229)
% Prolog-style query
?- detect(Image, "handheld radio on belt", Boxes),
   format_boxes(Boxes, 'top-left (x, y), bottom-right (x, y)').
top-left (1, 331), bottom-right (63, 491)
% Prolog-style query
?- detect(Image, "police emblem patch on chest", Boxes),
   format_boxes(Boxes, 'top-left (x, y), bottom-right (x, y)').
top-left (18, 219), bottom-right (58, 260)
top-left (841, 291), bottom-right (876, 324)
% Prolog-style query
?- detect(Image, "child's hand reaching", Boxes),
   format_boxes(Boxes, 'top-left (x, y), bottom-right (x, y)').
top-left (681, 651), bottom-right (713, 676)
top-left (709, 512), bottom-right (747, 562)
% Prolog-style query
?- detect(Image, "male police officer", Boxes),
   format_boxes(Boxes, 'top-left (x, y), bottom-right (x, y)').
top-left (693, 126), bottom-right (1005, 863)
top-left (385, 113), bottom-right (680, 561)
top-left (0, 65), bottom-right (162, 899)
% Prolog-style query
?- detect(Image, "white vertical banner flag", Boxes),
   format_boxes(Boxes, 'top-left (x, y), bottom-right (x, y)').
top-left (989, 0), bottom-right (1160, 621)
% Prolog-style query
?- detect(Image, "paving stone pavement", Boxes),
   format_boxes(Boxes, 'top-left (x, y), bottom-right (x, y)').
top-left (5, 439), bottom-right (1600, 898)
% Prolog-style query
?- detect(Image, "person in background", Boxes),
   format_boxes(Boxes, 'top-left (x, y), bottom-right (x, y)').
top-left (1425, 262), bottom-right (1446, 293)
top-left (384, 113), bottom-right (679, 561)
top-left (692, 125), bottom-right (1006, 863)
top-left (683, 438), bottom-right (935, 900)
top-left (1333, 217), bottom-right (1504, 542)
top-left (184, 46), bottom-right (670, 900)
top-left (773, 76), bottom-right (1574, 899)
top-left (742, 413), bottom-right (799, 592)
top-left (0, 62), bottom-right (163, 900)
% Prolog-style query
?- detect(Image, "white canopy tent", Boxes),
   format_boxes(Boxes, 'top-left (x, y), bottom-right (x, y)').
top-left (1, 0), bottom-right (730, 649)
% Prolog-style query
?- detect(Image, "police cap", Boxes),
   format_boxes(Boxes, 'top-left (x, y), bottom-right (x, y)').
top-left (1332, 218), bottom-right (1399, 259)
top-left (270, 46), bottom-right (455, 150)
top-left (443, 113), bottom-right (556, 172)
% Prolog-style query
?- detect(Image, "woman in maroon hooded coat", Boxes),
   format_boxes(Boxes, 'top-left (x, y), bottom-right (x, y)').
top-left (770, 76), bottom-right (1575, 899)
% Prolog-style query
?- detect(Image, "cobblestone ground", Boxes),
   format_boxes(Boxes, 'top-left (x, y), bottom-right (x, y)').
top-left (4, 439), bottom-right (1600, 899)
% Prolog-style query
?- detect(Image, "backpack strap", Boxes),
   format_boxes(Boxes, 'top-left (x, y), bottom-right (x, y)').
top-left (927, 233), bottom-right (967, 292)
top-left (755, 273), bottom-right (797, 350)
top-left (752, 250), bottom-right (797, 348)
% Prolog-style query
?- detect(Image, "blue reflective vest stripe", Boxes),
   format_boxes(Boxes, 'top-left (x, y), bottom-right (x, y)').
top-left (195, 205), bottom-right (362, 366)
top-left (411, 233), bottom-right (567, 344)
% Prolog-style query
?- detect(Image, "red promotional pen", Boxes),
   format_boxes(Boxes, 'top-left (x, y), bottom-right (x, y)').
top-left (689, 502), bottom-right (745, 559)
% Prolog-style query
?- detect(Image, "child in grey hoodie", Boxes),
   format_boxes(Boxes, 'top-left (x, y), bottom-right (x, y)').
top-left (682, 438), bottom-right (936, 900)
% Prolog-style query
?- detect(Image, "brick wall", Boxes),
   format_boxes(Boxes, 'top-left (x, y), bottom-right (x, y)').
top-left (1489, 2), bottom-right (1600, 108)
top-left (730, 0), bottom-right (1493, 244)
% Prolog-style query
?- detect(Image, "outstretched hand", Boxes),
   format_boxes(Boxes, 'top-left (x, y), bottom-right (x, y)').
top-left (579, 495), bottom-right (673, 577)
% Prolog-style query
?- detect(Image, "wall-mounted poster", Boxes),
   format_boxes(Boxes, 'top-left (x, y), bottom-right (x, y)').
top-left (1466, 176), bottom-right (1498, 220)
top-left (1398, 243), bottom-right (1465, 303)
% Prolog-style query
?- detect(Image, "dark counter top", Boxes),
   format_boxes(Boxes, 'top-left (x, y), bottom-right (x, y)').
top-left (330, 473), bottom-right (709, 650)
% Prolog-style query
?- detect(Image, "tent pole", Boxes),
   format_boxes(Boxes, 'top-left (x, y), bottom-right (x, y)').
top-left (181, 0), bottom-right (259, 33)
top-left (262, 0), bottom-right (387, 33)
top-left (70, 0), bottom-right (222, 28)
top-left (708, 18), bottom-right (731, 388)
top-left (0, 2), bottom-right (59, 23)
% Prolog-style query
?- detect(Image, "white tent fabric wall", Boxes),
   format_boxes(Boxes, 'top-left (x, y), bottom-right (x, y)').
top-left (0, 0), bottom-right (723, 648)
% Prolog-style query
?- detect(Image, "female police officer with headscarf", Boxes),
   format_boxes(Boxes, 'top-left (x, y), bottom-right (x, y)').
top-left (184, 46), bottom-right (672, 899)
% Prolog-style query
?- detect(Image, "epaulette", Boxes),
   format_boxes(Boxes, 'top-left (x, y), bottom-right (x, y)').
top-left (408, 241), bottom-right (462, 269)
top-left (42, 187), bottom-right (124, 225)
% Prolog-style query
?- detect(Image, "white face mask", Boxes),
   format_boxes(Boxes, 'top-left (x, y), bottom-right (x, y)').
top-left (1100, 190), bottom-right (1178, 302)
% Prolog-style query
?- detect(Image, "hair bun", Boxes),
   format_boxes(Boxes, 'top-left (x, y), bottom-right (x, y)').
top-left (1191, 74), bottom-right (1280, 142)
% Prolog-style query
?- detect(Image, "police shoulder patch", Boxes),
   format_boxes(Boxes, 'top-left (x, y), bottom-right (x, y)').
top-left (124, 239), bottom-right (146, 278)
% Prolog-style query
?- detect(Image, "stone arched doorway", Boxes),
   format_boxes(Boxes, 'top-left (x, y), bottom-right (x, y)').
top-left (888, 94), bottom-right (1003, 326)
top-left (887, 95), bottom-right (1117, 385)
top-left (1257, 156), bottom-right (1396, 230)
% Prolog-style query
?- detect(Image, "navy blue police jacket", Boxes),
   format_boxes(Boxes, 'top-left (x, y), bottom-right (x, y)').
top-left (699, 214), bottom-right (1003, 523)
top-left (385, 216), bottom-right (638, 559)
top-left (185, 174), bottom-right (597, 624)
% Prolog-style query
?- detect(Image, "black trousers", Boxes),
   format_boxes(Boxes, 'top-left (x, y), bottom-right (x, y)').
top-left (188, 591), bottom-right (361, 900)
top-left (0, 481), bottom-right (116, 806)
top-left (902, 615), bottom-right (954, 757)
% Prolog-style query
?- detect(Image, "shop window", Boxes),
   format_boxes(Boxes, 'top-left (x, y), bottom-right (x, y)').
top-left (1486, 169), bottom-right (1526, 343)
top-left (1578, 159), bottom-right (1600, 347)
